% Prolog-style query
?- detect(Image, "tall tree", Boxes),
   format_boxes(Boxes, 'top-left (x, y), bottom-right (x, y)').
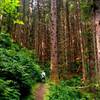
top-left (50, 0), bottom-right (59, 82)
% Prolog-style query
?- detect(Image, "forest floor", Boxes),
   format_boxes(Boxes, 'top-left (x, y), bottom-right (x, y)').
top-left (35, 83), bottom-right (45, 100)
top-left (34, 83), bottom-right (49, 100)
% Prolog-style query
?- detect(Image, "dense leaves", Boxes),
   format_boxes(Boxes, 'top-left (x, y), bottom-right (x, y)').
top-left (0, 79), bottom-right (20, 99)
top-left (0, 32), bottom-right (41, 99)
top-left (48, 77), bottom-right (99, 100)
top-left (80, 0), bottom-right (92, 21)
top-left (0, 0), bottom-right (20, 17)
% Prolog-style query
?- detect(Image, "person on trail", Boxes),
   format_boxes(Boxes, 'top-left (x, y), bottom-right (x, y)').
top-left (32, 71), bottom-right (35, 79)
top-left (41, 71), bottom-right (46, 82)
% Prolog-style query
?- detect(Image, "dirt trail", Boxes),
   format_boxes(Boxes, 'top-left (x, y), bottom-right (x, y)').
top-left (35, 84), bottom-right (45, 100)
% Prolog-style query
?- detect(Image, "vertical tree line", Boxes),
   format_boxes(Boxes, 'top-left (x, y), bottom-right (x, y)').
top-left (0, 0), bottom-right (99, 82)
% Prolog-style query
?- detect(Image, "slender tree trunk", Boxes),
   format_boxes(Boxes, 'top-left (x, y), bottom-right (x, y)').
top-left (76, 0), bottom-right (86, 81)
top-left (50, 0), bottom-right (59, 83)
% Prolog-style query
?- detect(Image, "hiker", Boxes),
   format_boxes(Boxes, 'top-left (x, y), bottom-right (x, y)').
top-left (41, 71), bottom-right (46, 82)
top-left (32, 71), bottom-right (35, 79)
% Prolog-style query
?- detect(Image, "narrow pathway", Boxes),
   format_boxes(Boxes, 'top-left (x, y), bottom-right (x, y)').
top-left (35, 84), bottom-right (46, 100)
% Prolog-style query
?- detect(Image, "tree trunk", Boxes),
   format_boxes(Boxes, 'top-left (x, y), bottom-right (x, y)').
top-left (50, 0), bottom-right (59, 83)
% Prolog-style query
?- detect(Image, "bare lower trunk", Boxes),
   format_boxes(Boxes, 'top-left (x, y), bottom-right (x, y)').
top-left (50, 0), bottom-right (59, 83)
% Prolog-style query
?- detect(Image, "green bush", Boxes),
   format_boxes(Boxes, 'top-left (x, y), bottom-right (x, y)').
top-left (49, 84), bottom-right (81, 100)
top-left (0, 32), bottom-right (41, 99)
top-left (63, 76), bottom-right (81, 86)
top-left (0, 79), bottom-right (20, 100)
top-left (48, 78), bottom-right (94, 100)
top-left (0, 32), bottom-right (12, 48)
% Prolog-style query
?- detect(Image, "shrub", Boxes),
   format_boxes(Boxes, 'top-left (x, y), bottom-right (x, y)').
top-left (0, 79), bottom-right (20, 100)
top-left (48, 77), bottom-right (94, 100)
top-left (0, 32), bottom-right (41, 99)
top-left (49, 84), bottom-right (81, 100)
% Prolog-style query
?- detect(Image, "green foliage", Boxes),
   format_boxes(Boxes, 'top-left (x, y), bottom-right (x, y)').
top-left (88, 83), bottom-right (100, 99)
top-left (0, 0), bottom-right (24, 28)
top-left (0, 79), bottom-right (20, 100)
top-left (62, 76), bottom-right (81, 87)
top-left (0, 32), bottom-right (41, 99)
top-left (48, 77), bottom-right (95, 100)
top-left (0, 0), bottom-right (20, 17)
top-left (14, 19), bottom-right (24, 25)
top-left (69, 0), bottom-right (76, 13)
top-left (80, 1), bottom-right (92, 21)
top-left (49, 85), bottom-right (81, 100)
top-left (0, 32), bottom-right (12, 48)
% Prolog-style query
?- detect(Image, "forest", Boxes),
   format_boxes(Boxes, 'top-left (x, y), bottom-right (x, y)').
top-left (0, 0), bottom-right (100, 100)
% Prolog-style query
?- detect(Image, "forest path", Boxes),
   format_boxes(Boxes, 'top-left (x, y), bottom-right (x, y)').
top-left (35, 83), bottom-right (46, 100)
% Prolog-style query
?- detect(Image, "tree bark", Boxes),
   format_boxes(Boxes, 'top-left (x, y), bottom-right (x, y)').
top-left (50, 0), bottom-right (59, 83)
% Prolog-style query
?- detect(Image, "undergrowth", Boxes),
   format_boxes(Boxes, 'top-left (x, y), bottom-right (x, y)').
top-left (48, 76), bottom-right (100, 100)
top-left (0, 32), bottom-right (41, 99)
